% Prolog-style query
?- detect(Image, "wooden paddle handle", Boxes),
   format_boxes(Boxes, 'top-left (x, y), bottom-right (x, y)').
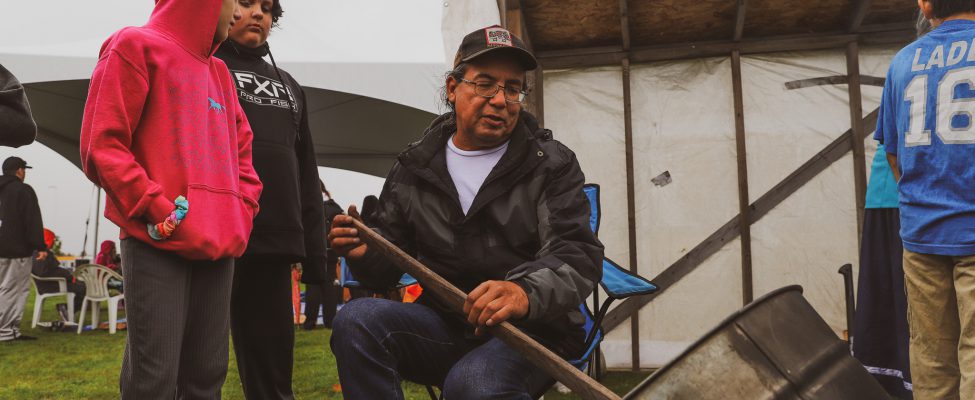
top-left (350, 219), bottom-right (621, 400)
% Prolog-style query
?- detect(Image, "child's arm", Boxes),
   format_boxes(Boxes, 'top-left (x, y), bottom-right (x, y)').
top-left (234, 102), bottom-right (262, 219)
top-left (886, 153), bottom-right (900, 182)
top-left (80, 49), bottom-right (173, 225)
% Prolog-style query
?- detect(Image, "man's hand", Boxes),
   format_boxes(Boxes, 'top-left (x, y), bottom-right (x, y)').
top-left (36, 251), bottom-right (48, 261)
top-left (328, 205), bottom-right (368, 261)
top-left (464, 280), bottom-right (530, 336)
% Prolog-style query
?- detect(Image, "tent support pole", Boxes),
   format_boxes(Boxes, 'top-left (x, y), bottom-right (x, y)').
top-left (93, 188), bottom-right (101, 257)
top-left (496, 0), bottom-right (506, 28)
top-left (733, 0), bottom-right (747, 41)
top-left (503, 0), bottom-right (544, 126)
top-left (846, 41), bottom-right (867, 247)
top-left (731, 50), bottom-right (754, 306)
top-left (620, 57), bottom-right (640, 371)
top-left (531, 70), bottom-right (544, 127)
top-left (616, 0), bottom-right (640, 370)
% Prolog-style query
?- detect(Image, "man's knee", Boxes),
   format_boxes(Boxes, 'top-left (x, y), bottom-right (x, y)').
top-left (330, 298), bottom-right (393, 349)
top-left (442, 361), bottom-right (532, 400)
top-left (442, 360), bottom-right (489, 400)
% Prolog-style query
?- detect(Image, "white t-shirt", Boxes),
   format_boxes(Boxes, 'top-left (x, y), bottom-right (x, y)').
top-left (446, 135), bottom-right (509, 215)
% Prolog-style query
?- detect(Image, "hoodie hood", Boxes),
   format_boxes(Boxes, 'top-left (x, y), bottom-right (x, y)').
top-left (146, 0), bottom-right (224, 60)
top-left (0, 175), bottom-right (17, 191)
top-left (96, 240), bottom-right (117, 266)
top-left (99, 240), bottom-right (116, 255)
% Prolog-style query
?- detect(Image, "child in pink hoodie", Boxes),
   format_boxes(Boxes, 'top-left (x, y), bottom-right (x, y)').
top-left (79, 0), bottom-right (261, 397)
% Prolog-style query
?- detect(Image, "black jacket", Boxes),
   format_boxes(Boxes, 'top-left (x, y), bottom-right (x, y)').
top-left (32, 252), bottom-right (61, 277)
top-left (0, 175), bottom-right (46, 258)
top-left (0, 64), bottom-right (36, 148)
top-left (215, 42), bottom-right (327, 284)
top-left (350, 111), bottom-right (604, 358)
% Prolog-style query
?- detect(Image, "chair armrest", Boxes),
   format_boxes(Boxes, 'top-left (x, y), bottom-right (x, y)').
top-left (31, 274), bottom-right (68, 292)
top-left (600, 258), bottom-right (658, 300)
top-left (105, 268), bottom-right (123, 281)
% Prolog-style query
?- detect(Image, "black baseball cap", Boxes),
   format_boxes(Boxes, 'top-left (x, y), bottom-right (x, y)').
top-left (2, 156), bottom-right (31, 174)
top-left (454, 25), bottom-right (538, 71)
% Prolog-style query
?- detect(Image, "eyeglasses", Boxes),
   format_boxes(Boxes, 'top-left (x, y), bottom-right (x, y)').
top-left (460, 79), bottom-right (529, 104)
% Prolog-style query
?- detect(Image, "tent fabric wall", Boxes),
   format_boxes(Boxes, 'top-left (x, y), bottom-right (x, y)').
top-left (742, 49), bottom-right (859, 344)
top-left (628, 57), bottom-right (743, 367)
top-left (545, 45), bottom-right (901, 369)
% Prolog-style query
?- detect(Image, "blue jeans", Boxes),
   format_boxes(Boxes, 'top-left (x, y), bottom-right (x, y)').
top-left (330, 298), bottom-right (555, 399)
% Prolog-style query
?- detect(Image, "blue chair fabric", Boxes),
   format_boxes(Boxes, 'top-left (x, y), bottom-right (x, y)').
top-left (601, 258), bottom-right (657, 300)
top-left (340, 257), bottom-right (416, 290)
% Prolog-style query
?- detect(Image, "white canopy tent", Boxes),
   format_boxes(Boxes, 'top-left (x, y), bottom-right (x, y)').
top-left (1, 0), bottom-right (449, 177)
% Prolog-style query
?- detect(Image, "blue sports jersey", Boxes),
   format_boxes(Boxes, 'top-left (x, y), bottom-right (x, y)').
top-left (876, 19), bottom-right (975, 256)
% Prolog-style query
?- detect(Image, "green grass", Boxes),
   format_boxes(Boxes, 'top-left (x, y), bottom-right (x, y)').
top-left (0, 286), bottom-right (649, 399)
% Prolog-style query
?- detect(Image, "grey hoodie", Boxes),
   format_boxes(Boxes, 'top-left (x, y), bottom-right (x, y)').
top-left (0, 64), bottom-right (36, 148)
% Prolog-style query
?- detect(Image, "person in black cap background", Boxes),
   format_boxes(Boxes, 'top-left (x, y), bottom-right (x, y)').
top-left (0, 156), bottom-right (48, 342)
top-left (302, 181), bottom-right (344, 331)
top-left (328, 26), bottom-right (603, 398)
top-left (0, 65), bottom-right (37, 148)
top-left (214, 1), bottom-right (327, 398)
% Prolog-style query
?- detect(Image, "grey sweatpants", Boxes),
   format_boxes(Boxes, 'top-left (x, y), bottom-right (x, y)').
top-left (0, 257), bottom-right (32, 341)
top-left (119, 238), bottom-right (233, 400)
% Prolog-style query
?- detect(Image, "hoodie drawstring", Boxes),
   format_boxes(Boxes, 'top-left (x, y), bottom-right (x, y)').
top-left (266, 45), bottom-right (302, 141)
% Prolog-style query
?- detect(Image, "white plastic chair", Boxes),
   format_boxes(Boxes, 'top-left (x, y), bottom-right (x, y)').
top-left (74, 264), bottom-right (124, 334)
top-left (30, 274), bottom-right (75, 328)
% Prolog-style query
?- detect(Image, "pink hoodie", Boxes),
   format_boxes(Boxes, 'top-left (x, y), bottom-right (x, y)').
top-left (80, 0), bottom-right (262, 261)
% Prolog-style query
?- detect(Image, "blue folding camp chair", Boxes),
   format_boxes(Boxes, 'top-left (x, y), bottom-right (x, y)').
top-left (424, 184), bottom-right (658, 399)
top-left (575, 183), bottom-right (658, 380)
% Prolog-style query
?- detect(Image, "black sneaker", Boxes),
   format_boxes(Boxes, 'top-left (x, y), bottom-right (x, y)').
top-left (14, 335), bottom-right (37, 341)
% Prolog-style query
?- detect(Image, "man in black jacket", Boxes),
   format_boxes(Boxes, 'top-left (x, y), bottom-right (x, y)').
top-left (0, 64), bottom-right (36, 148)
top-left (329, 26), bottom-right (603, 398)
top-left (215, 1), bottom-right (326, 398)
top-left (32, 235), bottom-right (85, 315)
top-left (0, 157), bottom-right (47, 342)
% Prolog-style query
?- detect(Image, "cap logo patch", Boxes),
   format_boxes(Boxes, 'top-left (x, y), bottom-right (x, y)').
top-left (485, 27), bottom-right (513, 48)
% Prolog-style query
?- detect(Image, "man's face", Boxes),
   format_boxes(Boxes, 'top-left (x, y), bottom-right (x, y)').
top-left (229, 0), bottom-right (274, 48)
top-left (15, 168), bottom-right (25, 182)
top-left (447, 55), bottom-right (526, 148)
top-left (214, 0), bottom-right (241, 44)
